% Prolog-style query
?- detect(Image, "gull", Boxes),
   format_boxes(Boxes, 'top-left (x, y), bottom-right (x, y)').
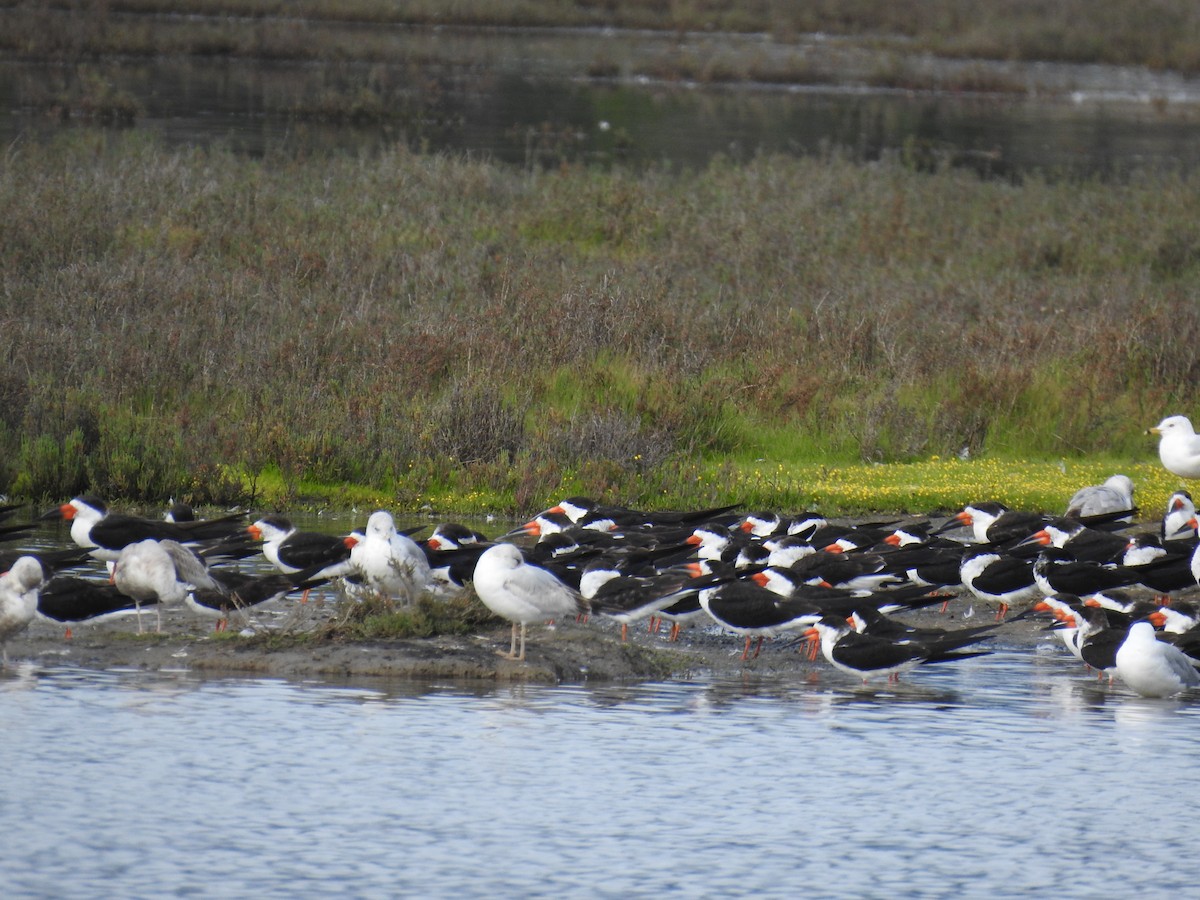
top-left (1064, 474), bottom-right (1135, 521)
top-left (472, 543), bottom-right (588, 662)
top-left (1114, 620), bottom-right (1200, 698)
top-left (0, 557), bottom-right (45, 666)
top-left (1149, 415), bottom-right (1200, 480)
top-left (112, 538), bottom-right (221, 633)
top-left (347, 510), bottom-right (436, 603)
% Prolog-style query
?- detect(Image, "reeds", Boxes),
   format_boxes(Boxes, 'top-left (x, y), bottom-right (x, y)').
top-left (2, 131), bottom-right (1197, 512)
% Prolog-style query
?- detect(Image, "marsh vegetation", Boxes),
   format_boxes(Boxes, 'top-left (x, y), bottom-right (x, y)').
top-left (2, 131), bottom-right (1197, 513)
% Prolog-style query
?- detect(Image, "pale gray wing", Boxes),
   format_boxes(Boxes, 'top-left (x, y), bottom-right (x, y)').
top-left (159, 540), bottom-right (221, 591)
top-left (503, 562), bottom-right (586, 617)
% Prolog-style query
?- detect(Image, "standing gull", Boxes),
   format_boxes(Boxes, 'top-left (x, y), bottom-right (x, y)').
top-left (0, 557), bottom-right (45, 666)
top-left (472, 543), bottom-right (588, 662)
top-left (1114, 620), bottom-right (1200, 698)
top-left (112, 538), bottom-right (221, 633)
top-left (1149, 415), bottom-right (1200, 480)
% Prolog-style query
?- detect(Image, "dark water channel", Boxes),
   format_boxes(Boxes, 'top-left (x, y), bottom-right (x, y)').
top-left (4, 24), bottom-right (1200, 177)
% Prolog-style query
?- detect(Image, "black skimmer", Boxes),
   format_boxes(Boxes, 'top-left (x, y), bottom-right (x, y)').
top-left (959, 548), bottom-right (1040, 618)
top-left (1149, 415), bottom-right (1200, 480)
top-left (735, 511), bottom-right (828, 539)
top-left (881, 544), bottom-right (966, 591)
top-left (471, 543), bottom-right (588, 661)
top-left (1021, 517), bottom-right (1129, 564)
top-left (422, 523), bottom-right (497, 589)
top-left (424, 543), bottom-right (492, 591)
top-left (848, 606), bottom-right (1001, 645)
top-left (1064, 474), bottom-right (1136, 521)
top-left (1162, 490), bottom-right (1196, 541)
top-left (44, 495), bottom-right (244, 563)
top-left (346, 510), bottom-right (436, 603)
top-left (1081, 590), bottom-right (1161, 620)
top-left (1119, 535), bottom-right (1198, 595)
top-left (762, 534), bottom-right (818, 568)
top-left (542, 497), bottom-right (741, 531)
top-left (878, 521), bottom-right (954, 549)
top-left (426, 522), bottom-right (491, 551)
top-left (938, 501), bottom-right (1047, 545)
top-left (683, 522), bottom-right (752, 565)
top-left (697, 577), bottom-right (822, 659)
top-left (37, 575), bottom-right (145, 639)
top-left (0, 556), bottom-right (45, 665)
top-left (736, 512), bottom-right (792, 538)
top-left (1028, 594), bottom-right (1089, 661)
top-left (805, 614), bottom-right (991, 683)
top-left (1121, 533), bottom-right (1173, 567)
top-left (1031, 548), bottom-right (1143, 597)
top-left (1074, 606), bottom-right (1129, 681)
top-left (751, 567), bottom-right (946, 617)
top-left (781, 549), bottom-right (909, 593)
top-left (164, 501), bottom-right (195, 523)
top-left (247, 515), bottom-right (355, 587)
top-left (1147, 602), bottom-right (1200, 635)
top-left (1189, 527), bottom-right (1200, 588)
top-left (1114, 620), bottom-right (1200, 697)
top-left (0, 546), bottom-right (91, 577)
top-left (186, 569), bottom-right (327, 632)
top-left (0, 521), bottom-right (33, 544)
top-left (817, 525), bottom-right (901, 554)
top-left (580, 562), bottom-right (694, 640)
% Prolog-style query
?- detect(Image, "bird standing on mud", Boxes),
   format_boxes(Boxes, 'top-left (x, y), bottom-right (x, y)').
top-left (471, 543), bottom-right (587, 662)
top-left (0, 556), bottom-right (45, 665)
top-left (346, 510), bottom-right (436, 603)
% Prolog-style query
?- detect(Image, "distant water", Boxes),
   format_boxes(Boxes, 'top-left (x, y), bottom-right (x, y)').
top-left (3, 651), bottom-right (1198, 898)
top-left (5, 32), bottom-right (1200, 179)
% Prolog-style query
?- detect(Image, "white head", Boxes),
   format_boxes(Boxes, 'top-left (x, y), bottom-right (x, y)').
top-left (1151, 415), bottom-right (1196, 437)
top-left (2, 556), bottom-right (46, 594)
top-left (1124, 620), bottom-right (1158, 645)
top-left (1103, 474), bottom-right (1134, 498)
top-left (365, 510), bottom-right (397, 540)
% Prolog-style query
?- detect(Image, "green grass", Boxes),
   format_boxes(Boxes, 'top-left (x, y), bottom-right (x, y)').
top-left (245, 455), bottom-right (1178, 521)
top-left (314, 593), bottom-right (500, 641)
top-left (3, 133), bottom-right (1199, 517)
top-left (692, 457), bottom-right (1181, 518)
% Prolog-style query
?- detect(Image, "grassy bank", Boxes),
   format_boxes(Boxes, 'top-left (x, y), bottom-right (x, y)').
top-left (0, 131), bottom-right (1195, 515)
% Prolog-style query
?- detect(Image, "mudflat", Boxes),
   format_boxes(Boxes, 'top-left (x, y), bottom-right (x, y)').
top-left (4, 593), bottom-right (1059, 684)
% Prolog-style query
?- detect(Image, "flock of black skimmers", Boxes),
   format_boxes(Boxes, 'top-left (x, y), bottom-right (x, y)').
top-left (3, 479), bottom-right (1200, 698)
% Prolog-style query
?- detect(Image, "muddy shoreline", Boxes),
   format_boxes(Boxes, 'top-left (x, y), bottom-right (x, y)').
top-left (4, 596), bottom-right (1058, 684)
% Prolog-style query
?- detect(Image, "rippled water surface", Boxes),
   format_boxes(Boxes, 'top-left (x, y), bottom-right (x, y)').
top-left (3, 652), bottom-right (1198, 898)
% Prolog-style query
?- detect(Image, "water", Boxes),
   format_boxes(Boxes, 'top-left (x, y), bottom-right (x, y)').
top-left (3, 651), bottom-right (1197, 898)
top-left (4, 24), bottom-right (1200, 178)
